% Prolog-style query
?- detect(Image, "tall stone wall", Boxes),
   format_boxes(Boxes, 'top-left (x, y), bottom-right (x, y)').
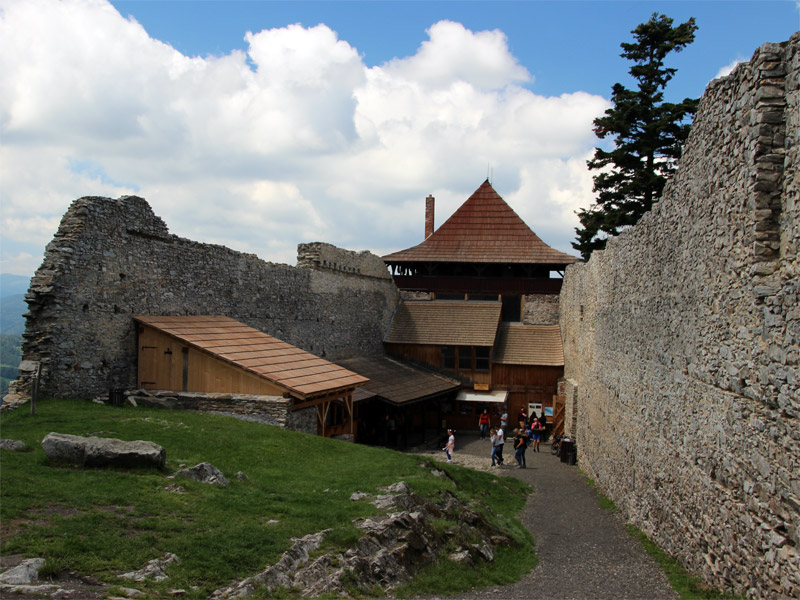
top-left (12, 196), bottom-right (399, 399)
top-left (560, 35), bottom-right (799, 597)
top-left (560, 34), bottom-right (800, 597)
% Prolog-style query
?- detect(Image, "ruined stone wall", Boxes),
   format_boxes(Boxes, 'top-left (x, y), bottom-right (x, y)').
top-left (523, 293), bottom-right (560, 325)
top-left (14, 196), bottom-right (399, 399)
top-left (560, 35), bottom-right (799, 597)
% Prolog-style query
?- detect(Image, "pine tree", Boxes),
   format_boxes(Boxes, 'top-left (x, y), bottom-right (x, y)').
top-left (573, 13), bottom-right (698, 261)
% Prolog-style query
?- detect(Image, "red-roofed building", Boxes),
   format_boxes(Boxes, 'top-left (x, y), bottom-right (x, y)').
top-left (384, 179), bottom-right (578, 319)
top-left (382, 181), bottom-right (579, 433)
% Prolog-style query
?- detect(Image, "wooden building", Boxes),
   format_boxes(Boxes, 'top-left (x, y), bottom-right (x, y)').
top-left (382, 180), bottom-right (578, 432)
top-left (336, 355), bottom-right (460, 448)
top-left (383, 179), bottom-right (579, 310)
top-left (383, 302), bottom-right (564, 431)
top-left (134, 315), bottom-right (368, 437)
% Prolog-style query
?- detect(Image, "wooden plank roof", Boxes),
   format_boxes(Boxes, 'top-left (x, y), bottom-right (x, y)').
top-left (383, 180), bottom-right (580, 266)
top-left (492, 323), bottom-right (564, 367)
top-left (337, 356), bottom-right (460, 405)
top-left (133, 315), bottom-right (368, 398)
top-left (383, 301), bottom-right (502, 346)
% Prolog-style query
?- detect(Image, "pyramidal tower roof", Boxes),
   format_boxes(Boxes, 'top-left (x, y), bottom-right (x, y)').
top-left (383, 180), bottom-right (579, 265)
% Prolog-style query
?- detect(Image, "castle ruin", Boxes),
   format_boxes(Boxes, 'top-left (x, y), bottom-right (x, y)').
top-left (6, 31), bottom-right (800, 599)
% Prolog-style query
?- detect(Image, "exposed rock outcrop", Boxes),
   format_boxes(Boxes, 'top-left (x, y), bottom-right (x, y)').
top-left (41, 432), bottom-right (166, 469)
top-left (119, 553), bottom-right (179, 583)
top-left (212, 481), bottom-right (515, 598)
top-left (172, 462), bottom-right (229, 486)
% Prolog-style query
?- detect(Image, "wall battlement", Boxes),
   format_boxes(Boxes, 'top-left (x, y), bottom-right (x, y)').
top-left (560, 34), bottom-right (799, 597)
top-left (9, 195), bottom-right (399, 401)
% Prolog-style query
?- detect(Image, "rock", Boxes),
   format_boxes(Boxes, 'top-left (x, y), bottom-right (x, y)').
top-left (164, 484), bottom-right (186, 494)
top-left (0, 558), bottom-right (45, 584)
top-left (172, 462), bottom-right (229, 486)
top-left (119, 553), bottom-right (179, 582)
top-left (0, 439), bottom-right (27, 451)
top-left (234, 471), bottom-right (248, 481)
top-left (42, 433), bottom-right (166, 469)
top-left (211, 531), bottom-right (329, 599)
top-left (212, 481), bottom-right (515, 598)
top-left (0, 583), bottom-right (62, 595)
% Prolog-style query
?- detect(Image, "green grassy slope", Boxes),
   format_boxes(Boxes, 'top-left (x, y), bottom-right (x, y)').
top-left (0, 399), bottom-right (535, 599)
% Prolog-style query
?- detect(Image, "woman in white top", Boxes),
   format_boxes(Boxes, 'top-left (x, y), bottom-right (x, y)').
top-left (443, 429), bottom-right (455, 462)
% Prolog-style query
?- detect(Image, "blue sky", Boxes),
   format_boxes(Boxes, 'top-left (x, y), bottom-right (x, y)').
top-left (1, 0), bottom-right (798, 279)
top-left (111, 0), bottom-right (799, 100)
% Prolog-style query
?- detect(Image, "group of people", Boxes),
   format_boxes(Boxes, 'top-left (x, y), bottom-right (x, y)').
top-left (481, 408), bottom-right (548, 469)
top-left (445, 408), bottom-right (548, 467)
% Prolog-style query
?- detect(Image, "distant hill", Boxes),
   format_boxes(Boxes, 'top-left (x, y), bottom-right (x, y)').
top-left (1, 333), bottom-right (22, 396)
top-left (0, 294), bottom-right (27, 335)
top-left (0, 275), bottom-right (28, 395)
top-left (1, 274), bottom-right (31, 298)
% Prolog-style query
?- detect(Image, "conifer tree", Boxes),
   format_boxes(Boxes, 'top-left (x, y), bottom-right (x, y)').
top-left (573, 13), bottom-right (698, 260)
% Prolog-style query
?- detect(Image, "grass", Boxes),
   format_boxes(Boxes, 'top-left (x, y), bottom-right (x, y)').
top-left (1, 398), bottom-right (534, 598)
top-left (582, 473), bottom-right (740, 600)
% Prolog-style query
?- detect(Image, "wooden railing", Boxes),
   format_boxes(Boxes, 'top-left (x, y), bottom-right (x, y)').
top-left (552, 395), bottom-right (566, 437)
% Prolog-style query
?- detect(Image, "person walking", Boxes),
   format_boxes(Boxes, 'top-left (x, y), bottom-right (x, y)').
top-left (531, 416), bottom-right (542, 452)
top-left (443, 429), bottom-right (455, 462)
top-left (478, 409), bottom-right (490, 440)
top-left (490, 428), bottom-right (500, 466)
top-left (495, 426), bottom-right (505, 466)
top-left (514, 428), bottom-right (528, 468)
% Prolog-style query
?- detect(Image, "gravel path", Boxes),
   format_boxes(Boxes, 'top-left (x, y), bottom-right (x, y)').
top-left (415, 433), bottom-right (678, 600)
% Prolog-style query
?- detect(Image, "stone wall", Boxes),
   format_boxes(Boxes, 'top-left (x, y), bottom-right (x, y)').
top-left (125, 389), bottom-right (317, 435)
top-left (11, 196), bottom-right (399, 400)
top-left (523, 293), bottom-right (560, 325)
top-left (560, 35), bottom-right (799, 597)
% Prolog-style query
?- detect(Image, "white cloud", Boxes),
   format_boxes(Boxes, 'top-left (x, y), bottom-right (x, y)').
top-left (0, 0), bottom-right (609, 278)
top-left (715, 58), bottom-right (745, 80)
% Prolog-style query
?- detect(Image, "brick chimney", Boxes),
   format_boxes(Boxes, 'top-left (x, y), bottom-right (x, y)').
top-left (425, 195), bottom-right (435, 239)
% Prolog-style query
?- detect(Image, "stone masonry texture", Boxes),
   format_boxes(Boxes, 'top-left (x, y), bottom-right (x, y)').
top-left (12, 198), bottom-right (399, 400)
top-left (560, 35), bottom-right (799, 597)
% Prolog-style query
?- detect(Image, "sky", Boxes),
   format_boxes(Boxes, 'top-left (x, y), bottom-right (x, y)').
top-left (1, 0), bottom-right (798, 279)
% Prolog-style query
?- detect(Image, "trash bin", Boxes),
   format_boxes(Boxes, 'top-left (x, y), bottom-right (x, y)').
top-left (109, 388), bottom-right (125, 406)
top-left (566, 448), bottom-right (577, 465)
top-left (560, 438), bottom-right (574, 463)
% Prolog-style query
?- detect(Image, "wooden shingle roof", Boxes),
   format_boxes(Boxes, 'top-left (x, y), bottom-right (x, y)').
top-left (383, 180), bottom-right (580, 266)
top-left (337, 356), bottom-right (460, 405)
top-left (384, 301), bottom-right (502, 346)
top-left (133, 315), bottom-right (368, 398)
top-left (493, 323), bottom-right (564, 366)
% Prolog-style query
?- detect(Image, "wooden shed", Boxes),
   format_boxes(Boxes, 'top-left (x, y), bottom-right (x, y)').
top-left (383, 302), bottom-right (564, 431)
top-left (133, 315), bottom-right (368, 437)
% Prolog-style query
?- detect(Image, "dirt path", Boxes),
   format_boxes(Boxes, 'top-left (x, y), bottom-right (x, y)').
top-left (415, 433), bottom-right (678, 600)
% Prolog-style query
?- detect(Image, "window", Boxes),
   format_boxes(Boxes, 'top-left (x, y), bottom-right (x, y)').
top-left (501, 295), bottom-right (522, 322)
top-left (441, 346), bottom-right (455, 369)
top-left (458, 346), bottom-right (472, 371)
top-left (475, 347), bottom-right (490, 372)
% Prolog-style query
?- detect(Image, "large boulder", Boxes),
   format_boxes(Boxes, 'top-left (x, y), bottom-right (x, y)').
top-left (42, 433), bottom-right (166, 469)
